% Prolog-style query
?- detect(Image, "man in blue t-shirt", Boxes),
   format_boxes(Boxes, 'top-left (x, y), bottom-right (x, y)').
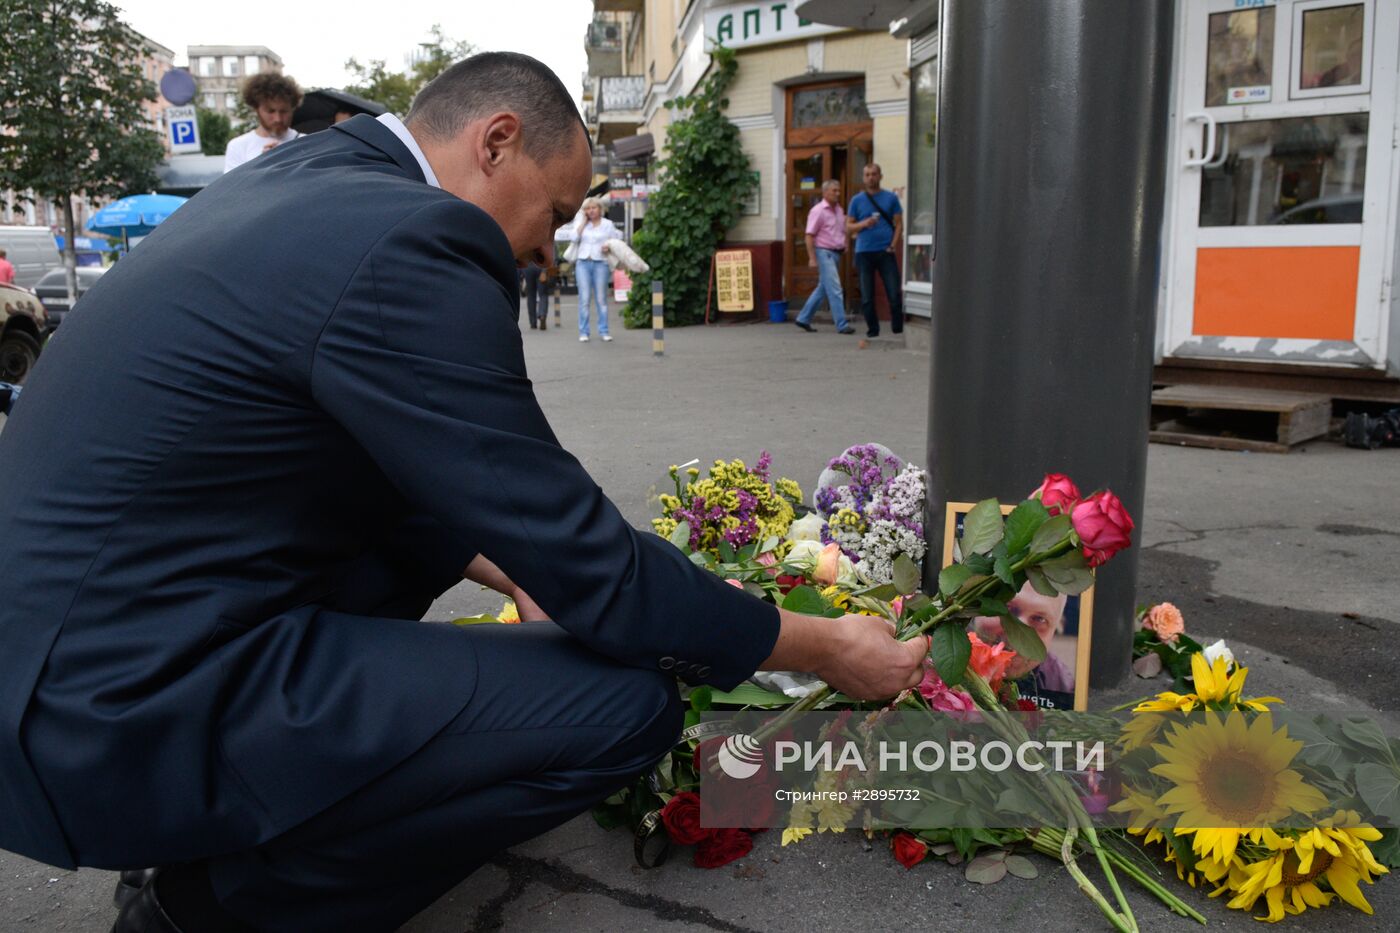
top-left (845, 163), bottom-right (904, 338)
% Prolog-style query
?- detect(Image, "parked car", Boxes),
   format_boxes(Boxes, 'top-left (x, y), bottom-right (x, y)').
top-left (34, 266), bottom-right (106, 331)
top-left (1270, 194), bottom-right (1363, 225)
top-left (0, 225), bottom-right (63, 289)
top-left (0, 281), bottom-right (49, 385)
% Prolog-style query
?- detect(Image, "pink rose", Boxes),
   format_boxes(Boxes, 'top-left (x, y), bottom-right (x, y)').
top-left (1031, 473), bottom-right (1081, 516)
top-left (755, 551), bottom-right (778, 571)
top-left (725, 578), bottom-right (744, 589)
top-left (1143, 602), bottom-right (1185, 644)
top-left (1071, 490), bottom-right (1134, 568)
top-left (917, 663), bottom-right (976, 712)
top-left (813, 542), bottom-right (842, 587)
top-left (891, 596), bottom-right (905, 618)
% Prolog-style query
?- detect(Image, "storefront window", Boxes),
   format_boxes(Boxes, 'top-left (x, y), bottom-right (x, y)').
top-left (1300, 4), bottom-right (1365, 89)
top-left (792, 85), bottom-right (869, 128)
top-left (1199, 114), bottom-right (1368, 226)
top-left (905, 57), bottom-right (938, 285)
top-left (1205, 8), bottom-right (1275, 106)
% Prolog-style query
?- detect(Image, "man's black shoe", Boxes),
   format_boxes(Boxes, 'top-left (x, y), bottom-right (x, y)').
top-left (865, 332), bottom-right (880, 339)
top-left (111, 874), bottom-right (183, 933)
top-left (793, 321), bottom-right (816, 332)
top-left (114, 868), bottom-right (159, 909)
top-left (837, 326), bottom-right (856, 334)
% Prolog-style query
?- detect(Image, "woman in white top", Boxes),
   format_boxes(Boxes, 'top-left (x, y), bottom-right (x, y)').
top-left (573, 197), bottom-right (620, 342)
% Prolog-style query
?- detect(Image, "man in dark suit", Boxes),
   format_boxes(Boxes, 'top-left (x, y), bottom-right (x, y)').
top-left (0, 53), bottom-right (926, 932)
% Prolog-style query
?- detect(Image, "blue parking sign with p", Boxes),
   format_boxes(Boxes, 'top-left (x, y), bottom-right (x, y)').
top-left (165, 105), bottom-right (201, 153)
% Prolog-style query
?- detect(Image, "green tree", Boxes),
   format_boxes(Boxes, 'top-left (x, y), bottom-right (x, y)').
top-left (621, 48), bottom-right (756, 328)
top-left (0, 0), bottom-right (163, 301)
top-left (198, 107), bottom-right (232, 156)
top-left (345, 24), bottom-right (475, 116)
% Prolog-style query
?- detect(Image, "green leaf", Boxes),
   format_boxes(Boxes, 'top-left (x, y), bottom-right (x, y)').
top-left (668, 520), bottom-right (691, 551)
top-left (965, 856), bottom-right (1007, 884)
top-left (1025, 566), bottom-right (1057, 597)
top-left (1004, 855), bottom-right (1039, 879)
top-left (1340, 718), bottom-right (1396, 760)
top-left (1355, 763), bottom-right (1400, 822)
top-left (689, 686), bottom-right (714, 713)
top-left (1030, 514), bottom-right (1073, 554)
top-left (977, 598), bottom-right (1011, 617)
top-left (893, 554), bottom-right (921, 596)
top-left (450, 614), bottom-right (502, 626)
top-left (709, 683), bottom-right (795, 707)
top-left (960, 499), bottom-right (1004, 556)
top-left (999, 615), bottom-right (1047, 663)
top-left (964, 553), bottom-right (994, 575)
top-left (993, 556), bottom-right (1014, 586)
top-left (931, 622), bottom-right (971, 686)
top-left (854, 582), bottom-right (899, 601)
top-left (939, 564), bottom-right (973, 597)
top-left (1003, 500), bottom-right (1050, 556)
top-left (1038, 551), bottom-right (1095, 595)
top-left (717, 540), bottom-right (736, 563)
top-left (780, 585), bottom-right (827, 616)
top-left (742, 581), bottom-right (767, 599)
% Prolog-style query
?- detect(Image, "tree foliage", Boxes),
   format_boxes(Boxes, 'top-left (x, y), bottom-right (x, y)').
top-left (345, 25), bottom-right (475, 116)
top-left (621, 47), bottom-right (756, 329)
top-left (0, 0), bottom-right (164, 296)
top-left (198, 107), bottom-right (232, 156)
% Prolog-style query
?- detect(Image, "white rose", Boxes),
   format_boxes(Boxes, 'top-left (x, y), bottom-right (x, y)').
top-left (786, 512), bottom-right (826, 543)
top-left (836, 554), bottom-right (863, 589)
top-left (784, 539), bottom-right (824, 571)
top-left (1201, 639), bottom-right (1236, 670)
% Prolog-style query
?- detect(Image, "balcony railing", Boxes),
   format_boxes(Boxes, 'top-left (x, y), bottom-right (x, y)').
top-left (599, 75), bottom-right (645, 114)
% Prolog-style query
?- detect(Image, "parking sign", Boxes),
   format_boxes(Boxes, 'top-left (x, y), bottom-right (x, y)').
top-left (166, 105), bottom-right (201, 155)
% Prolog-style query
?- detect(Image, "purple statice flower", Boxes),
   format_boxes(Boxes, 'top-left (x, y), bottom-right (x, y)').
top-left (752, 450), bottom-right (773, 482)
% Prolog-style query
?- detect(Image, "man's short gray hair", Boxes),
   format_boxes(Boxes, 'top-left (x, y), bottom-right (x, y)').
top-left (822, 179), bottom-right (841, 191)
top-left (406, 51), bottom-right (587, 162)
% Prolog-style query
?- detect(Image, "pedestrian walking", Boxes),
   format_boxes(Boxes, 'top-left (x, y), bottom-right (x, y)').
top-left (521, 262), bottom-right (549, 330)
top-left (846, 163), bottom-right (904, 338)
top-left (793, 180), bottom-right (854, 334)
top-left (0, 249), bottom-right (14, 285)
top-left (573, 197), bottom-right (617, 342)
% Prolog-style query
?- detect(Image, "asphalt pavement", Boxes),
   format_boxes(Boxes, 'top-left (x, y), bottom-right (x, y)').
top-left (3, 297), bottom-right (1398, 931)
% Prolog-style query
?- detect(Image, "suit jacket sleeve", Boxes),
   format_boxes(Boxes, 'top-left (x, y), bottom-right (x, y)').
top-left (310, 198), bottom-right (780, 689)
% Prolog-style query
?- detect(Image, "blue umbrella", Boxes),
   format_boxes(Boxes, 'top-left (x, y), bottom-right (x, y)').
top-left (86, 194), bottom-right (188, 247)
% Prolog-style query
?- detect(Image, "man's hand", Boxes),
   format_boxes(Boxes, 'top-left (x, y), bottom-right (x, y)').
top-left (761, 611), bottom-right (927, 701)
top-left (262, 141), bottom-right (279, 153)
top-left (808, 258), bottom-right (817, 269)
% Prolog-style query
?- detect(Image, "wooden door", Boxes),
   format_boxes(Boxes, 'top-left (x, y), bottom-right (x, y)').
top-left (785, 147), bottom-right (830, 303)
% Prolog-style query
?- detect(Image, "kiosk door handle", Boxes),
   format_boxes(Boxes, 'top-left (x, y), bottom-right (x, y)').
top-left (1183, 112), bottom-right (1217, 168)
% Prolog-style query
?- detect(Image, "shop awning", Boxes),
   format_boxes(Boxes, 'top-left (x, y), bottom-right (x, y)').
top-left (611, 133), bottom-right (655, 162)
top-left (794, 0), bottom-right (937, 37)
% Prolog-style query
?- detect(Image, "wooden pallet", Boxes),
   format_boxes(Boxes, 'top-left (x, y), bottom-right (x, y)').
top-left (1149, 384), bottom-right (1332, 453)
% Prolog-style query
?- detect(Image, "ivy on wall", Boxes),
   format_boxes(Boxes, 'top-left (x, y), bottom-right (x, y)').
top-left (621, 47), bottom-right (757, 328)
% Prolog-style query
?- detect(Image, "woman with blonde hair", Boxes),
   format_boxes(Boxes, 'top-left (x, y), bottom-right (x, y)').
top-left (573, 197), bottom-right (620, 342)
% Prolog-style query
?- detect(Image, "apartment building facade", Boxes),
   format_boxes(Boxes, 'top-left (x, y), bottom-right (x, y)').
top-left (187, 45), bottom-right (286, 120)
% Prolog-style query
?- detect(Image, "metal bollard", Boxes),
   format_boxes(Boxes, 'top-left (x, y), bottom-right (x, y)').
top-left (651, 280), bottom-right (664, 357)
top-left (553, 276), bottom-right (562, 328)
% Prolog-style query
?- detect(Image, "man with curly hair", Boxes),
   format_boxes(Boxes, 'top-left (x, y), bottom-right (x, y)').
top-left (223, 72), bottom-right (304, 172)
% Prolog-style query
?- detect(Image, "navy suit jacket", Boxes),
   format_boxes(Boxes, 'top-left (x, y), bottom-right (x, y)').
top-left (0, 116), bottom-right (779, 868)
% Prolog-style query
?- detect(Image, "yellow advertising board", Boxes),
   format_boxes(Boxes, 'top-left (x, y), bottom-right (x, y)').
top-left (715, 250), bottom-right (754, 312)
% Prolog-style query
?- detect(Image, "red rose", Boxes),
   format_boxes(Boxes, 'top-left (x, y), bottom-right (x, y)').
top-left (1031, 473), bottom-right (1081, 516)
top-left (661, 792), bottom-right (711, 846)
top-left (694, 828), bottom-right (754, 868)
top-left (775, 573), bottom-right (806, 595)
top-left (697, 737), bottom-right (777, 830)
top-left (892, 831), bottom-right (928, 869)
top-left (1071, 490), bottom-right (1134, 568)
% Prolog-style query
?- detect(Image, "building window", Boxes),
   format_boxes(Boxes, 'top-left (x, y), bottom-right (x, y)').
top-left (244, 55), bottom-right (260, 75)
top-left (199, 57), bottom-right (215, 77)
top-left (223, 56), bottom-right (239, 77)
top-left (791, 84), bottom-right (870, 128)
top-left (905, 52), bottom-right (938, 286)
top-left (203, 92), bottom-right (217, 109)
top-left (225, 91), bottom-right (239, 111)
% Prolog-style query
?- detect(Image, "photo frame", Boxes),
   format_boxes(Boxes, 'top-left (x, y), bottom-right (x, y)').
top-left (941, 502), bottom-right (1093, 711)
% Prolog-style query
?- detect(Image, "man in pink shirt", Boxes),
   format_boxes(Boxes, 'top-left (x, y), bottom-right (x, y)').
top-left (0, 250), bottom-right (15, 285)
top-left (794, 180), bottom-right (854, 333)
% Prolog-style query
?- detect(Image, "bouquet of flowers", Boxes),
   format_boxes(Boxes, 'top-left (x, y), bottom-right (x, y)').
top-left (653, 452), bottom-right (803, 560)
top-left (813, 443), bottom-right (929, 585)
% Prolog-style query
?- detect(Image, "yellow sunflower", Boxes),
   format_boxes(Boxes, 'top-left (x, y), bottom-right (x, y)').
top-left (1150, 711), bottom-right (1328, 865)
top-left (1215, 813), bottom-right (1389, 922)
top-left (1122, 653), bottom-right (1281, 751)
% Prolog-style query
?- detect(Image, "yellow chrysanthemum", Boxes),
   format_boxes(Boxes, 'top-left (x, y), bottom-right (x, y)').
top-left (782, 826), bottom-right (813, 846)
top-left (812, 770), bottom-right (852, 834)
top-left (1150, 712), bottom-right (1328, 865)
top-left (1122, 653), bottom-right (1282, 751)
top-left (497, 601), bottom-right (520, 624)
top-left (1216, 813), bottom-right (1389, 922)
top-left (1112, 786), bottom-right (1171, 847)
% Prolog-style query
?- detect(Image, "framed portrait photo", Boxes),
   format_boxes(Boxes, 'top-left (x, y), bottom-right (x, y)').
top-left (941, 502), bottom-right (1093, 711)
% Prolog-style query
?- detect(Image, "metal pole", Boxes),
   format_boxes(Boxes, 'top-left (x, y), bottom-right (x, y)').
top-left (652, 280), bottom-right (664, 357)
top-left (926, 0), bottom-right (1174, 690)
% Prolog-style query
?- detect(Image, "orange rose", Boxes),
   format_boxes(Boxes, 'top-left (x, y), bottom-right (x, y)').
top-left (1144, 602), bottom-right (1184, 644)
top-left (813, 542), bottom-right (842, 587)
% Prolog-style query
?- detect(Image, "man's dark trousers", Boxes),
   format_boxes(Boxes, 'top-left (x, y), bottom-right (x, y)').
top-left (855, 250), bottom-right (904, 337)
top-left (201, 622), bottom-right (681, 932)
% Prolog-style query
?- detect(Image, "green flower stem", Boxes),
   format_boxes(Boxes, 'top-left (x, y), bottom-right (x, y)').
top-left (1031, 829), bottom-right (1205, 925)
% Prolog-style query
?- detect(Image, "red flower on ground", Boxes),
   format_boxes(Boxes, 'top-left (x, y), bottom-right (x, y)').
top-left (661, 792), bottom-right (710, 846)
top-left (694, 828), bottom-right (754, 868)
top-left (1070, 491), bottom-right (1134, 567)
top-left (1031, 473), bottom-right (1081, 516)
top-left (892, 832), bottom-right (928, 869)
